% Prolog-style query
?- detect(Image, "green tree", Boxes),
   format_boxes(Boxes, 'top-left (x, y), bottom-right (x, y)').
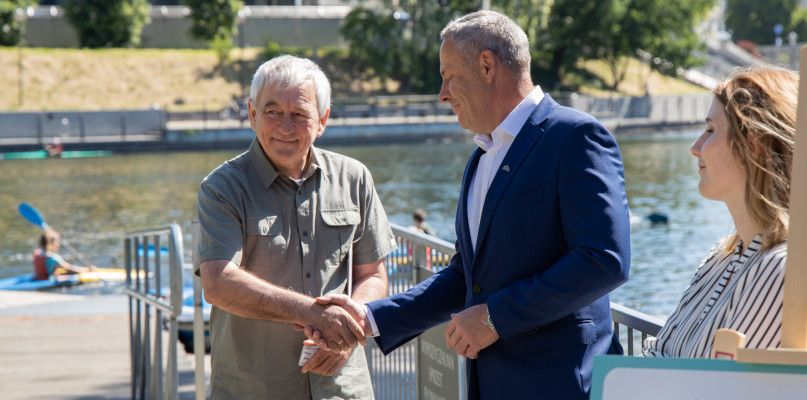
top-left (725, 0), bottom-right (797, 45)
top-left (182, 0), bottom-right (243, 60)
top-left (789, 8), bottom-right (807, 45)
top-left (496, 0), bottom-right (554, 45)
top-left (341, 1), bottom-right (473, 94)
top-left (0, 1), bottom-right (37, 46)
top-left (596, 0), bottom-right (714, 90)
top-left (528, 0), bottom-right (616, 89)
top-left (64, 0), bottom-right (150, 48)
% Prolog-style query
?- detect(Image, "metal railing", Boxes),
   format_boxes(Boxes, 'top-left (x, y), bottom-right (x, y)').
top-left (124, 223), bottom-right (185, 400)
top-left (0, 109), bottom-right (165, 145)
top-left (367, 223), bottom-right (664, 399)
top-left (611, 302), bottom-right (664, 356)
top-left (367, 224), bottom-right (464, 400)
top-left (191, 221), bottom-right (206, 400)
top-left (183, 221), bottom-right (663, 399)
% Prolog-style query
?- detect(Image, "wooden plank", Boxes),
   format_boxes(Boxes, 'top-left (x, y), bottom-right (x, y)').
top-left (712, 329), bottom-right (746, 359)
top-left (782, 45), bottom-right (807, 350)
top-left (736, 348), bottom-right (807, 366)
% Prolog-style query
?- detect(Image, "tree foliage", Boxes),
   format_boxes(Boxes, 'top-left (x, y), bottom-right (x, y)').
top-left (340, 0), bottom-right (715, 93)
top-left (594, 0), bottom-right (714, 90)
top-left (340, 1), bottom-right (468, 94)
top-left (789, 8), bottom-right (807, 45)
top-left (725, 0), bottom-right (797, 45)
top-left (182, 0), bottom-right (243, 55)
top-left (0, 0), bottom-right (37, 46)
top-left (63, 0), bottom-right (150, 48)
top-left (529, 0), bottom-right (614, 89)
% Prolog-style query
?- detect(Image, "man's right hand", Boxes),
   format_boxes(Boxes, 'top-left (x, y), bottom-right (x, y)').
top-left (305, 299), bottom-right (367, 352)
top-left (302, 294), bottom-right (371, 351)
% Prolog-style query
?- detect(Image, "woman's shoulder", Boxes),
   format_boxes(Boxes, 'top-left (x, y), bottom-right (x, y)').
top-left (700, 237), bottom-right (734, 265)
top-left (754, 240), bottom-right (787, 266)
top-left (765, 240), bottom-right (788, 255)
top-left (742, 240), bottom-right (787, 284)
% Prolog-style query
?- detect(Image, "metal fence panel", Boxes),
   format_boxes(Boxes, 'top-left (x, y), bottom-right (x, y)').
top-left (184, 221), bottom-right (661, 399)
top-left (125, 223), bottom-right (184, 400)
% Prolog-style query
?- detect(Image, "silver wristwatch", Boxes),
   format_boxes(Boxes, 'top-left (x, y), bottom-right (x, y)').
top-left (484, 308), bottom-right (496, 332)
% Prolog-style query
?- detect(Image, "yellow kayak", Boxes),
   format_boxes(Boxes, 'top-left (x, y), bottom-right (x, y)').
top-left (71, 268), bottom-right (146, 283)
top-left (0, 268), bottom-right (143, 291)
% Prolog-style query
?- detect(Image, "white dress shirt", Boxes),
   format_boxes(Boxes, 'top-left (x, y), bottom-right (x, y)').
top-left (467, 86), bottom-right (544, 250)
top-left (365, 86), bottom-right (545, 337)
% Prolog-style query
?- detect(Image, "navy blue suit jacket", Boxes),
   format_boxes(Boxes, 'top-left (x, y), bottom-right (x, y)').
top-left (367, 95), bottom-right (631, 399)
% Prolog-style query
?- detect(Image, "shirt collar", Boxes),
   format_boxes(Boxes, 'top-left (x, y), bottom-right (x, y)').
top-left (474, 86), bottom-right (544, 152)
top-left (248, 138), bottom-right (321, 189)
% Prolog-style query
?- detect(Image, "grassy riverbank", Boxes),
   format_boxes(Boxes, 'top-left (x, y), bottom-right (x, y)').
top-left (0, 47), bottom-right (706, 112)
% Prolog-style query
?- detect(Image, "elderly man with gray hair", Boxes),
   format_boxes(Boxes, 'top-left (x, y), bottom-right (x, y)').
top-left (195, 55), bottom-right (396, 399)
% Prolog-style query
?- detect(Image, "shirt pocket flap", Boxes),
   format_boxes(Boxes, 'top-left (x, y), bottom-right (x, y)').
top-left (321, 208), bottom-right (360, 226)
top-left (245, 216), bottom-right (281, 236)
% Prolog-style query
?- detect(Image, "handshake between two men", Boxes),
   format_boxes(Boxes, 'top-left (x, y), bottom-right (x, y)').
top-left (297, 294), bottom-right (500, 374)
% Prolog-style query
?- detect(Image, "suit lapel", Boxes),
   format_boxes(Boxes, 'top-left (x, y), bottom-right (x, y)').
top-left (473, 96), bottom-right (558, 258)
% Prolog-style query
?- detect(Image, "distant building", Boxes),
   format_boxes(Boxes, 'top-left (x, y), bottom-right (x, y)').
top-left (23, 4), bottom-right (368, 48)
top-left (38, 1), bottom-right (360, 5)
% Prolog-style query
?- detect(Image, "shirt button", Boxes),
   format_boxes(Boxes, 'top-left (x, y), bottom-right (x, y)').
top-left (306, 272), bottom-right (311, 278)
top-left (298, 190), bottom-right (302, 195)
top-left (472, 284), bottom-right (481, 294)
top-left (302, 231), bottom-right (308, 237)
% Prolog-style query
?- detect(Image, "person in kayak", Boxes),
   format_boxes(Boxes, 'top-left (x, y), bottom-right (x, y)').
top-left (33, 228), bottom-right (96, 281)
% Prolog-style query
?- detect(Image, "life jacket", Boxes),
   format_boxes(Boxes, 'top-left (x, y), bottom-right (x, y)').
top-left (33, 249), bottom-right (49, 281)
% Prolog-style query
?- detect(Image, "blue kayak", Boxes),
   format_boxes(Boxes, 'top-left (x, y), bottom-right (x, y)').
top-left (0, 150), bottom-right (113, 160)
top-left (0, 273), bottom-right (81, 291)
top-left (0, 268), bottom-right (132, 291)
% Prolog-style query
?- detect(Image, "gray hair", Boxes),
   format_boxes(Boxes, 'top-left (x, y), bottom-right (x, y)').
top-left (249, 55), bottom-right (331, 117)
top-left (440, 10), bottom-right (530, 77)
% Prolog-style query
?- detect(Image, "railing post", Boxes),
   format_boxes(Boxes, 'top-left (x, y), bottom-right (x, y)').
top-left (79, 114), bottom-right (85, 142)
top-left (120, 113), bottom-right (127, 141)
top-left (191, 220), bottom-right (206, 400)
top-left (36, 113), bottom-right (42, 144)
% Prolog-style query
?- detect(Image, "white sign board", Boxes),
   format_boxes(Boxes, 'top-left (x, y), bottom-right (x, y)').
top-left (591, 355), bottom-right (807, 400)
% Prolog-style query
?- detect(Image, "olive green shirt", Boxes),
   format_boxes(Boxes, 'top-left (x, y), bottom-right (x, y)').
top-left (195, 138), bottom-right (396, 399)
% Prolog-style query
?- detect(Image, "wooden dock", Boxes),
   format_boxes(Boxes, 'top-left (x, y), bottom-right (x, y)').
top-left (0, 290), bottom-right (207, 399)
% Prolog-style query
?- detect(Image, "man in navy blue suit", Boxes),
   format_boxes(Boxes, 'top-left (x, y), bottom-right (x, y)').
top-left (307, 10), bottom-right (630, 399)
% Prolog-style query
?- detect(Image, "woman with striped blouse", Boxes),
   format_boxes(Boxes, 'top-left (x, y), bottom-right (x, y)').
top-left (643, 67), bottom-right (798, 358)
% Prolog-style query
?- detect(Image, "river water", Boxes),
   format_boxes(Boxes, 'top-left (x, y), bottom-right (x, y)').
top-left (0, 132), bottom-right (732, 319)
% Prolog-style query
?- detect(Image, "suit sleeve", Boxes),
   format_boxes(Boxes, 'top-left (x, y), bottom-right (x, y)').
top-left (488, 119), bottom-right (631, 342)
top-left (367, 248), bottom-right (467, 354)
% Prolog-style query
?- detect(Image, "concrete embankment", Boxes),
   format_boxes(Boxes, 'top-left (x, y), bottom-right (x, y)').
top-left (163, 115), bottom-right (471, 151)
top-left (0, 289), bottom-right (207, 399)
top-left (160, 115), bottom-right (705, 151)
top-left (0, 113), bottom-right (705, 154)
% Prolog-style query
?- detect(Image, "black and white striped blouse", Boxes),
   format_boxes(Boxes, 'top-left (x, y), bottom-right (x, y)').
top-left (643, 235), bottom-right (786, 358)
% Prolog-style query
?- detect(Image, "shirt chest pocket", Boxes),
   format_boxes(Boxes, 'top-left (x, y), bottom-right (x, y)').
top-left (320, 208), bottom-right (361, 268)
top-left (244, 216), bottom-right (287, 281)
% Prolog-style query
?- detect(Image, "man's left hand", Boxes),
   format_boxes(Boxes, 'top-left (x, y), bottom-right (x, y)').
top-left (301, 345), bottom-right (352, 376)
top-left (445, 303), bottom-right (499, 359)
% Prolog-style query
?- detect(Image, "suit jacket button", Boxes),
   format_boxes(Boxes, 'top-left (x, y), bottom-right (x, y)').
top-left (472, 284), bottom-right (481, 294)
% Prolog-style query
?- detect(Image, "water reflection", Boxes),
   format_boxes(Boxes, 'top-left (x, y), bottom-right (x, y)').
top-left (617, 137), bottom-right (732, 317)
top-left (0, 135), bottom-right (732, 318)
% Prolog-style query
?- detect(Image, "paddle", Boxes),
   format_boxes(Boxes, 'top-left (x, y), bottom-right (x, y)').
top-left (18, 203), bottom-right (95, 267)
